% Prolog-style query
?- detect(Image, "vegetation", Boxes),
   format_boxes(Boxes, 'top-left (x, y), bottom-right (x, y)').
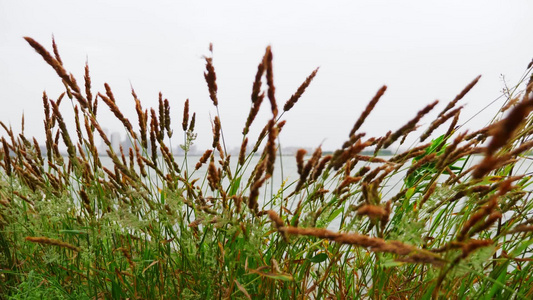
top-left (0, 37), bottom-right (532, 299)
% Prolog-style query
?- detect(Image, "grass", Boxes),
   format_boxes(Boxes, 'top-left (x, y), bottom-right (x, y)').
top-left (0, 37), bottom-right (532, 299)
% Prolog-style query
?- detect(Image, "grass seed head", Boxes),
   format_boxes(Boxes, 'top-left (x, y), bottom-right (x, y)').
top-left (384, 100), bottom-right (439, 148)
top-left (25, 236), bottom-right (81, 252)
top-left (349, 85), bottom-right (387, 137)
top-left (238, 137), bottom-right (249, 166)
top-left (265, 46), bottom-right (278, 118)
top-left (204, 55), bottom-right (218, 106)
top-left (296, 149), bottom-right (307, 175)
top-left (182, 99), bottom-right (189, 131)
top-left (283, 67), bottom-right (319, 112)
top-left (438, 75), bottom-right (481, 118)
top-left (212, 116), bottom-right (221, 148)
top-left (196, 149), bottom-right (213, 170)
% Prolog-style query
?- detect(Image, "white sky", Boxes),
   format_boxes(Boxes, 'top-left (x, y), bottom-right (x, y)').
top-left (1, 0), bottom-right (532, 152)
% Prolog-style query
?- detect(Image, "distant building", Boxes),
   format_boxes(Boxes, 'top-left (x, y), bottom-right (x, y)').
top-left (110, 132), bottom-right (121, 150)
top-left (121, 137), bottom-right (133, 152)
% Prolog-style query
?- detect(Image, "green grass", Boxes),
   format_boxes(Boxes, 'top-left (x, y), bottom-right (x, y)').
top-left (0, 37), bottom-right (532, 299)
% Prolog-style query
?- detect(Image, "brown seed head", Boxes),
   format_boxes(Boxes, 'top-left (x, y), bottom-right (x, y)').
top-left (207, 158), bottom-right (219, 191)
top-left (406, 153), bottom-right (437, 178)
top-left (508, 224), bottom-right (533, 234)
top-left (212, 116), bottom-right (221, 148)
top-left (458, 193), bottom-right (500, 241)
top-left (279, 226), bottom-right (442, 265)
top-left (158, 93), bottom-right (166, 139)
top-left (104, 83), bottom-right (116, 103)
top-left (265, 46), bottom-right (278, 118)
top-left (1, 138), bottom-right (12, 176)
top-left (132, 88), bottom-right (148, 149)
top-left (468, 212), bottom-right (502, 238)
top-left (421, 106), bottom-right (463, 142)
top-left (487, 94), bottom-right (533, 156)
top-left (283, 67), bottom-right (319, 112)
top-left (296, 149), bottom-right (307, 175)
top-left (264, 120), bottom-right (278, 175)
top-left (149, 117), bottom-right (158, 162)
top-left (357, 204), bottom-right (387, 218)
top-left (381, 200), bottom-right (392, 229)
top-left (249, 175), bottom-right (270, 213)
top-left (84, 62), bottom-right (93, 110)
top-left (384, 100), bottom-right (439, 148)
top-left (500, 97), bottom-right (521, 113)
top-left (438, 75), bottom-right (481, 118)
top-left (204, 55), bottom-right (218, 106)
top-left (312, 155), bottom-right (332, 180)
top-left (25, 236), bottom-right (81, 252)
top-left (99, 91), bottom-right (136, 139)
top-left (374, 130), bottom-right (392, 155)
top-left (267, 210), bottom-right (284, 229)
top-left (51, 36), bottom-right (63, 65)
top-left (50, 100), bottom-right (77, 161)
top-left (189, 112), bottom-right (196, 132)
top-left (461, 239), bottom-right (492, 259)
top-left (251, 52), bottom-right (266, 103)
top-left (90, 115), bottom-right (110, 147)
top-left (243, 92), bottom-right (264, 135)
top-left (24, 37), bottom-right (88, 109)
top-left (252, 122), bottom-right (270, 152)
top-left (238, 138), bottom-right (249, 166)
top-left (164, 98), bottom-right (172, 138)
top-left (420, 181), bottom-right (437, 209)
top-left (134, 143), bottom-right (147, 177)
top-left (195, 149), bottom-right (213, 170)
top-left (182, 99), bottom-right (189, 131)
top-left (349, 85), bottom-right (387, 137)
top-left (336, 176), bottom-right (363, 194)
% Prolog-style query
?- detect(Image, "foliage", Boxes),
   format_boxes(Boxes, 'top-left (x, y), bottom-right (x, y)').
top-left (0, 37), bottom-right (532, 299)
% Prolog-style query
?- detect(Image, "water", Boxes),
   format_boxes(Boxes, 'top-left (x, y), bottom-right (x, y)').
top-left (97, 154), bottom-right (482, 198)
top-left (99, 154), bottom-right (401, 197)
top-left (98, 154), bottom-right (533, 212)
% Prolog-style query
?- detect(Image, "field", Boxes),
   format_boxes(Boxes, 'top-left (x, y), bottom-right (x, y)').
top-left (0, 37), bottom-right (533, 299)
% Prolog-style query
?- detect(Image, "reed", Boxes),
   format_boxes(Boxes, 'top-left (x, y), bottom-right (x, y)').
top-left (0, 37), bottom-right (532, 299)
top-left (25, 236), bottom-right (81, 253)
top-left (283, 67), bottom-right (320, 112)
top-left (349, 85), bottom-right (387, 137)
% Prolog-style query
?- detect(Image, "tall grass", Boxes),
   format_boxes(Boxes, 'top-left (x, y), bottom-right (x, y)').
top-left (0, 37), bottom-right (532, 299)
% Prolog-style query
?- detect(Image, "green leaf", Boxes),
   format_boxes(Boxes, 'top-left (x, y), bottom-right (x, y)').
top-left (486, 269), bottom-right (508, 299)
top-left (517, 175), bottom-right (532, 188)
top-left (327, 207), bottom-right (344, 223)
top-left (249, 268), bottom-right (294, 281)
top-left (111, 280), bottom-right (121, 299)
top-left (160, 190), bottom-right (165, 204)
top-left (510, 239), bottom-right (533, 257)
top-left (425, 134), bottom-right (446, 156)
top-left (381, 260), bottom-right (403, 268)
top-left (58, 229), bottom-right (88, 235)
top-left (229, 176), bottom-right (242, 196)
top-left (501, 163), bottom-right (515, 176)
top-left (262, 272), bottom-right (293, 281)
top-left (405, 187), bottom-right (416, 201)
top-left (448, 165), bottom-right (463, 171)
top-left (307, 253), bottom-right (328, 263)
top-left (420, 284), bottom-right (437, 300)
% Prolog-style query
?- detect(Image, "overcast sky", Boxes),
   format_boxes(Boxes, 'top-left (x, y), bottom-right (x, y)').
top-left (1, 1), bottom-right (532, 152)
